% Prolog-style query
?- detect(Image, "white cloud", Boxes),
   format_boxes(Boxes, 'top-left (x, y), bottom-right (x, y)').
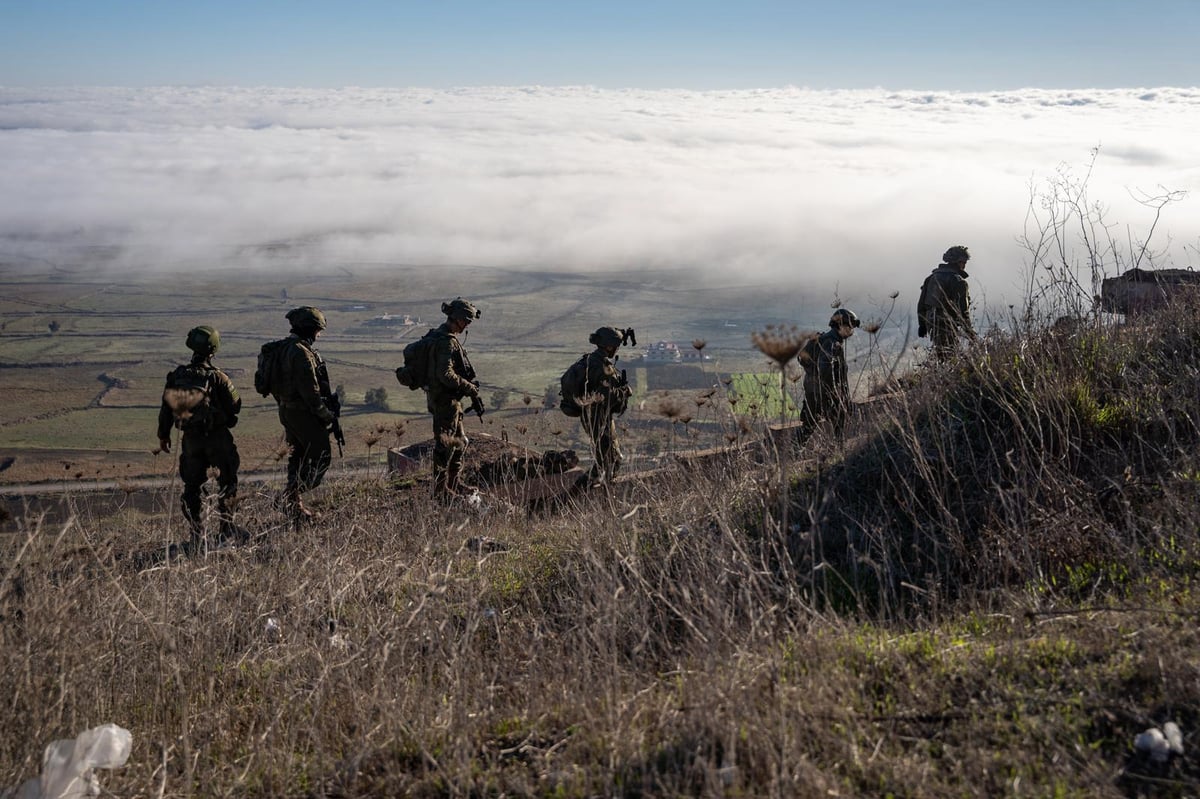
top-left (0, 85), bottom-right (1197, 304)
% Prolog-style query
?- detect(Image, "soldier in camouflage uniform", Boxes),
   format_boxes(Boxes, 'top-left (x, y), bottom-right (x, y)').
top-left (157, 325), bottom-right (241, 549)
top-left (426, 298), bottom-right (483, 502)
top-left (274, 306), bottom-right (339, 524)
top-left (917, 245), bottom-right (977, 361)
top-left (796, 308), bottom-right (859, 448)
top-left (579, 326), bottom-right (633, 486)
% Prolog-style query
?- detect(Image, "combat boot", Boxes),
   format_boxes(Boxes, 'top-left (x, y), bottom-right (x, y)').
top-left (279, 486), bottom-right (314, 529)
top-left (181, 496), bottom-right (206, 554)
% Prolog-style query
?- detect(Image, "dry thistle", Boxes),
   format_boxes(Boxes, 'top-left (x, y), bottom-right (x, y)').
top-left (699, 387), bottom-right (717, 399)
top-left (864, 320), bottom-right (882, 335)
top-left (751, 325), bottom-right (805, 365)
top-left (692, 338), bottom-right (707, 352)
top-left (657, 398), bottom-right (685, 421)
top-left (364, 433), bottom-right (381, 448)
top-left (274, 445), bottom-right (291, 462)
top-left (889, 290), bottom-right (900, 299)
top-left (522, 394), bottom-right (532, 405)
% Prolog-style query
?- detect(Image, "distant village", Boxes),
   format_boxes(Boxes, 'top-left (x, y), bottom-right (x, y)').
top-left (357, 306), bottom-right (711, 365)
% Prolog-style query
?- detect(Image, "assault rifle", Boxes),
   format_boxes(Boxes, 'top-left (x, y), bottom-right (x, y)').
top-left (469, 393), bottom-right (486, 421)
top-left (315, 360), bottom-right (346, 457)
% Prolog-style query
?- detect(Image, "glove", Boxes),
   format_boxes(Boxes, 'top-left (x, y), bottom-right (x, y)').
top-left (917, 324), bottom-right (927, 339)
top-left (158, 438), bottom-right (171, 454)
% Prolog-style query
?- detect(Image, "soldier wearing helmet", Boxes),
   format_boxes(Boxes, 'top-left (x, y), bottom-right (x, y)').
top-left (272, 306), bottom-right (339, 525)
top-left (917, 245), bottom-right (977, 361)
top-left (578, 326), bottom-right (635, 486)
top-left (796, 309), bottom-right (859, 448)
top-left (156, 325), bottom-right (242, 551)
top-left (427, 298), bottom-right (483, 502)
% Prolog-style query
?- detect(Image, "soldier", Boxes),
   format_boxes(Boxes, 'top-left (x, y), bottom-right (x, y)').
top-left (157, 325), bottom-right (241, 550)
top-left (426, 297), bottom-right (484, 502)
top-left (272, 306), bottom-right (342, 525)
top-left (796, 308), bottom-right (859, 448)
top-left (917, 245), bottom-right (977, 361)
top-left (576, 326), bottom-right (633, 486)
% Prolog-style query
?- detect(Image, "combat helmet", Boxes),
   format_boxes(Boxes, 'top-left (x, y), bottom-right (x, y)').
top-left (286, 306), bottom-right (327, 333)
top-left (589, 326), bottom-right (623, 347)
top-left (588, 326), bottom-right (637, 348)
top-left (830, 308), bottom-right (861, 329)
top-left (942, 245), bottom-right (971, 265)
top-left (186, 325), bottom-right (220, 354)
top-left (442, 297), bottom-right (481, 321)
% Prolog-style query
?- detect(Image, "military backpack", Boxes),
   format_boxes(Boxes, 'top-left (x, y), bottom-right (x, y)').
top-left (163, 364), bottom-right (216, 432)
top-left (394, 328), bottom-right (444, 391)
top-left (254, 338), bottom-right (293, 398)
top-left (558, 355), bottom-right (589, 418)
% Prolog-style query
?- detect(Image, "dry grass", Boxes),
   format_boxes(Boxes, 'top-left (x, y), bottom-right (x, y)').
top-left (4, 304), bottom-right (1200, 796)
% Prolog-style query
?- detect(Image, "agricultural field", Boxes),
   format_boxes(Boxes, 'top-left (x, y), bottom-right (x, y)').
top-left (1, 256), bottom-right (909, 488)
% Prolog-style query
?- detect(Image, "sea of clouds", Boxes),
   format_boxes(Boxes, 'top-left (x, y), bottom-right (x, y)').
top-left (0, 85), bottom-right (1197, 304)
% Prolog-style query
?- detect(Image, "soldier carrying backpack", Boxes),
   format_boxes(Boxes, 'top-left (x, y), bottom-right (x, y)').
top-left (563, 326), bottom-right (635, 487)
top-left (156, 325), bottom-right (242, 552)
top-left (796, 309), bottom-right (858, 449)
top-left (917, 245), bottom-right (978, 361)
top-left (419, 297), bottom-right (485, 504)
top-left (256, 306), bottom-right (339, 527)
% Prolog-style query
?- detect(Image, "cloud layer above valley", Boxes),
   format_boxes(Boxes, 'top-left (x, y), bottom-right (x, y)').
top-left (1, 85), bottom-right (1197, 303)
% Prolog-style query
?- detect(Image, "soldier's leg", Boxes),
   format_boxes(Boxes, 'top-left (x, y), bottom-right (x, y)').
top-left (931, 326), bottom-right (956, 362)
top-left (581, 409), bottom-right (605, 482)
top-left (178, 436), bottom-right (207, 546)
top-left (297, 426), bottom-right (332, 493)
top-left (280, 405), bottom-right (304, 493)
top-left (279, 406), bottom-right (322, 525)
top-left (212, 429), bottom-right (241, 537)
top-left (830, 393), bottom-right (849, 446)
top-left (431, 403), bottom-right (463, 500)
top-left (444, 407), bottom-right (468, 495)
top-left (796, 389), bottom-right (820, 448)
top-left (597, 414), bottom-right (620, 482)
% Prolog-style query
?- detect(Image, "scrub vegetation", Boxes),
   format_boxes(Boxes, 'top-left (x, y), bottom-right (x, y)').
top-left (3, 298), bottom-right (1200, 797)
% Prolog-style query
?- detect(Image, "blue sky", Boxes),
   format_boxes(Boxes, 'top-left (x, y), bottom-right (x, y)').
top-left (2, 0), bottom-right (1198, 89)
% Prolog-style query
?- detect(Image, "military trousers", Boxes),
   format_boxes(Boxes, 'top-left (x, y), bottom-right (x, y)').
top-left (178, 427), bottom-right (239, 530)
top-left (797, 383), bottom-right (848, 447)
top-left (582, 408), bottom-right (622, 482)
top-left (429, 397), bottom-right (467, 494)
top-left (279, 403), bottom-right (331, 493)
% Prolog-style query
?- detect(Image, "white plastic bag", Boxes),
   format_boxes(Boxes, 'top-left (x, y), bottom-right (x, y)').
top-left (8, 723), bottom-right (132, 799)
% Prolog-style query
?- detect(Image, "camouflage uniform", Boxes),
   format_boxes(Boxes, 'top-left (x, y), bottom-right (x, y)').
top-left (156, 327), bottom-right (241, 545)
top-left (918, 246), bottom-right (976, 361)
top-left (426, 299), bottom-right (481, 501)
top-left (796, 309), bottom-right (858, 447)
top-left (580, 334), bottom-right (631, 484)
top-left (276, 334), bottom-right (336, 496)
top-left (270, 307), bottom-right (337, 523)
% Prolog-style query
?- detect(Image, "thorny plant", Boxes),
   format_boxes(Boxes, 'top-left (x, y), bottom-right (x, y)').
top-left (6, 297), bottom-right (1200, 797)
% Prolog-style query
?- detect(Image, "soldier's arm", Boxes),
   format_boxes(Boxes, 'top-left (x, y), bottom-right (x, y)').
top-left (215, 370), bottom-right (242, 427)
top-left (958, 281), bottom-right (978, 337)
top-left (156, 372), bottom-right (174, 444)
top-left (432, 338), bottom-right (477, 396)
top-left (289, 345), bottom-right (333, 419)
